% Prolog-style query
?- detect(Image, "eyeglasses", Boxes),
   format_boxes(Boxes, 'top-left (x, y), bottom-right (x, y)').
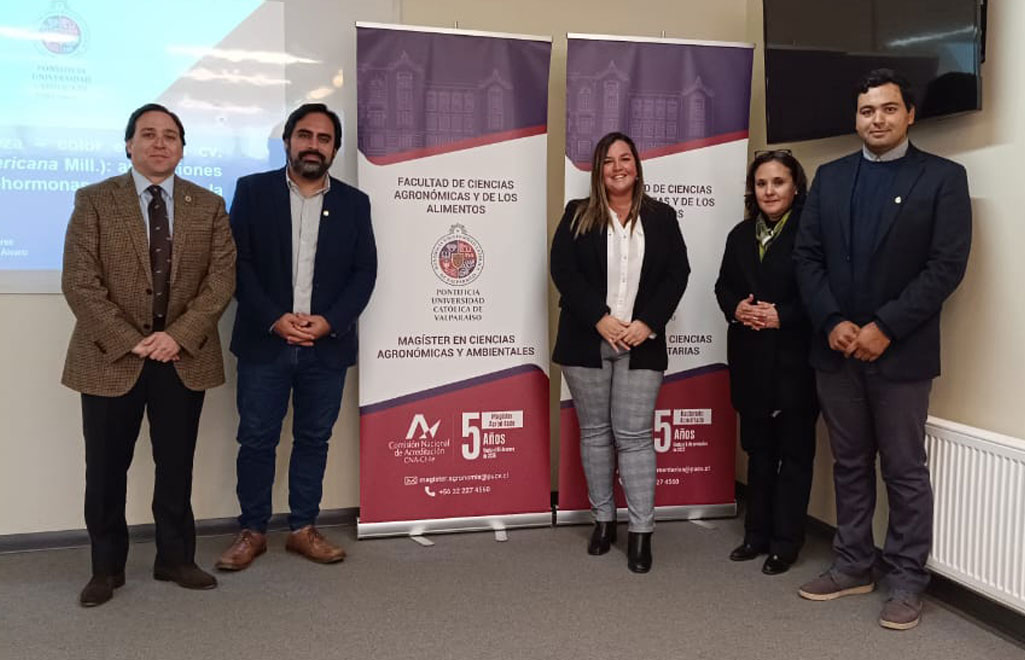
top-left (754, 148), bottom-right (793, 158)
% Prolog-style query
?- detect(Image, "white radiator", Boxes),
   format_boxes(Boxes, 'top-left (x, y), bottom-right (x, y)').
top-left (926, 416), bottom-right (1025, 615)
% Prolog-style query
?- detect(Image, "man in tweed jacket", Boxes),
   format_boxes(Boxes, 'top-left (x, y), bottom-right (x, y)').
top-left (62, 104), bottom-right (236, 607)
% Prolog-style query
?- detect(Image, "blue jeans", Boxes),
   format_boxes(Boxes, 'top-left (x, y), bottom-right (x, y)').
top-left (235, 347), bottom-right (346, 532)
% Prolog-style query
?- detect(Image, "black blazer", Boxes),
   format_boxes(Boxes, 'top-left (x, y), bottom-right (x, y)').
top-left (229, 168), bottom-right (377, 369)
top-left (551, 196), bottom-right (689, 370)
top-left (793, 144), bottom-right (971, 380)
top-left (715, 206), bottom-right (816, 417)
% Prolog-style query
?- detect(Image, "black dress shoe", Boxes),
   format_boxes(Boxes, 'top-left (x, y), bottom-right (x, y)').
top-left (761, 554), bottom-right (794, 575)
top-left (587, 521), bottom-right (617, 556)
top-left (153, 563), bottom-right (218, 590)
top-left (729, 542), bottom-right (767, 562)
top-left (79, 572), bottom-right (125, 607)
top-left (627, 532), bottom-right (652, 573)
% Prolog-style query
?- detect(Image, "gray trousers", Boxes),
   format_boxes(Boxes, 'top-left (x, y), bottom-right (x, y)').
top-left (562, 343), bottom-right (663, 533)
top-left (816, 359), bottom-right (933, 594)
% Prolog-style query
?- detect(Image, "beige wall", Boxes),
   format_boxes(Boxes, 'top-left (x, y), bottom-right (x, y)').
top-left (743, 0), bottom-right (1025, 531)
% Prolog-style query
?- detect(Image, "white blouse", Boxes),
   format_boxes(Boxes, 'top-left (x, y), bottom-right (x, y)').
top-left (606, 210), bottom-right (645, 322)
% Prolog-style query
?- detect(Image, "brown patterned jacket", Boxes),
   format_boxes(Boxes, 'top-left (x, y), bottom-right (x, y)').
top-left (61, 172), bottom-right (236, 396)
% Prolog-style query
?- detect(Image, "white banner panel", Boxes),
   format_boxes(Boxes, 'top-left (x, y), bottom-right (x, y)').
top-left (356, 24), bottom-right (552, 534)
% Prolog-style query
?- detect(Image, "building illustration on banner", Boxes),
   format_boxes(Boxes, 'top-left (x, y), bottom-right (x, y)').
top-left (357, 50), bottom-right (516, 157)
top-left (566, 60), bottom-right (715, 165)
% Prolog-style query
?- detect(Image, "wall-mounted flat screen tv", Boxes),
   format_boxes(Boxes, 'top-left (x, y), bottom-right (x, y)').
top-left (764, 0), bottom-right (985, 143)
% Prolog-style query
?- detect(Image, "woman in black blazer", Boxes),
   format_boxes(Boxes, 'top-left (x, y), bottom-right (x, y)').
top-left (715, 150), bottom-right (817, 575)
top-left (552, 132), bottom-right (689, 573)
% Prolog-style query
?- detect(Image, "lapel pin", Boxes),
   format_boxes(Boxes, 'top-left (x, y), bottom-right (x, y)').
top-left (323, 210), bottom-right (330, 217)
top-left (894, 196), bottom-right (902, 204)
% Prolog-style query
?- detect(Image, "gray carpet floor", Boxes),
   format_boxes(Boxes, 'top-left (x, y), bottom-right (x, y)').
top-left (0, 515), bottom-right (1021, 660)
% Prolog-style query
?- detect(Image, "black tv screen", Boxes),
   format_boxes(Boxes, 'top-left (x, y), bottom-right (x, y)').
top-left (764, 0), bottom-right (985, 143)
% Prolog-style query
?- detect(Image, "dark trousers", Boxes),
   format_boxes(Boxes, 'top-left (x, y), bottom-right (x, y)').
top-left (82, 360), bottom-right (205, 576)
top-left (816, 360), bottom-right (933, 594)
top-left (740, 408), bottom-right (818, 559)
top-left (235, 347), bottom-right (346, 533)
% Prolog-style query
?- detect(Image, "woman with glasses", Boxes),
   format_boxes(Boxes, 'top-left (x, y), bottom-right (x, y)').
top-left (715, 150), bottom-right (818, 575)
top-left (551, 132), bottom-right (689, 573)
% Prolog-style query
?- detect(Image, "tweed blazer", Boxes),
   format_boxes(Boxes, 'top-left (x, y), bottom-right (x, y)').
top-left (61, 171), bottom-right (236, 396)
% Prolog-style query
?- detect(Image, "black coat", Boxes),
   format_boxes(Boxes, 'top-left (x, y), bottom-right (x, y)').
top-left (793, 144), bottom-right (972, 380)
top-left (551, 196), bottom-right (689, 371)
top-left (229, 168), bottom-right (378, 369)
top-left (715, 206), bottom-right (816, 416)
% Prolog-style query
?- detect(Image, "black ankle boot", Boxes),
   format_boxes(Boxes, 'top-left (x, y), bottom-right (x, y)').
top-left (627, 532), bottom-right (652, 573)
top-left (587, 521), bottom-right (617, 555)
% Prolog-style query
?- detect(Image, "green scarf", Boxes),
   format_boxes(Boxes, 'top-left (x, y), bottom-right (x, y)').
top-left (755, 209), bottom-right (791, 261)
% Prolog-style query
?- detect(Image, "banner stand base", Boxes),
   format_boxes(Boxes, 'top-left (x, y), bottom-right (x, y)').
top-left (555, 503), bottom-right (736, 526)
top-left (358, 511), bottom-right (553, 539)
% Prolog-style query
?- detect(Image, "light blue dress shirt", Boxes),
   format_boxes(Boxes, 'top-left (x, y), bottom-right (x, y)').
top-left (131, 169), bottom-right (175, 240)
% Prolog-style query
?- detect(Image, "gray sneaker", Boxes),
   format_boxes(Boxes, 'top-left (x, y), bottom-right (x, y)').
top-left (798, 570), bottom-right (875, 601)
top-left (879, 592), bottom-right (923, 630)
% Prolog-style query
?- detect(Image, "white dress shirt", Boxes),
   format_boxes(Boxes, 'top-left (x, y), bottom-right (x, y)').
top-left (606, 210), bottom-right (645, 322)
top-left (285, 171), bottom-right (330, 315)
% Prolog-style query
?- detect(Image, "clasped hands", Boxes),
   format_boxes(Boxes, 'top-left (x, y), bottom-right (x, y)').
top-left (734, 294), bottom-right (779, 330)
top-left (596, 314), bottom-right (651, 352)
top-left (273, 312), bottom-right (331, 346)
top-left (828, 320), bottom-right (890, 362)
top-left (131, 331), bottom-right (180, 362)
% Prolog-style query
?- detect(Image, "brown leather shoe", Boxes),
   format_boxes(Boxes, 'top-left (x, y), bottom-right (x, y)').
top-left (285, 525), bottom-right (346, 564)
top-left (215, 529), bottom-right (267, 571)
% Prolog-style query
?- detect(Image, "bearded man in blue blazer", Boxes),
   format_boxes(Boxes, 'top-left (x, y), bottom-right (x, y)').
top-left (793, 70), bottom-right (971, 630)
top-left (217, 104), bottom-right (376, 570)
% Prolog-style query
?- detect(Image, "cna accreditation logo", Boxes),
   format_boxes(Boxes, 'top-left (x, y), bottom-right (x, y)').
top-left (430, 223), bottom-right (484, 286)
top-left (37, 1), bottom-right (88, 56)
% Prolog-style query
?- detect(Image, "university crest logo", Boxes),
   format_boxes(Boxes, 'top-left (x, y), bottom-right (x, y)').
top-left (430, 223), bottom-right (484, 286)
top-left (38, 1), bottom-right (88, 56)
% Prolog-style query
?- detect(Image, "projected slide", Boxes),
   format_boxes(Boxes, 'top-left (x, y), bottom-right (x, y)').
top-left (0, 0), bottom-right (289, 287)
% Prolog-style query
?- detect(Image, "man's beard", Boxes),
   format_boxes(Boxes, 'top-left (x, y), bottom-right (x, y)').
top-left (290, 150), bottom-right (331, 180)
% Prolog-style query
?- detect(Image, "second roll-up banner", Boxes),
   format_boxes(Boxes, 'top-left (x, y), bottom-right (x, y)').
top-left (355, 23), bottom-right (553, 537)
top-left (557, 33), bottom-right (754, 524)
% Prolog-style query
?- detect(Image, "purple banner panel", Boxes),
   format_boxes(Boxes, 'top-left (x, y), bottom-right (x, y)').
top-left (566, 38), bottom-right (753, 168)
top-left (357, 27), bottom-right (551, 165)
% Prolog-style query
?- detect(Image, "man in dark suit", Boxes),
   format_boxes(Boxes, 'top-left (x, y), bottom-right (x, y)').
top-left (793, 69), bottom-right (971, 630)
top-left (62, 103), bottom-right (236, 606)
top-left (216, 103), bottom-right (376, 570)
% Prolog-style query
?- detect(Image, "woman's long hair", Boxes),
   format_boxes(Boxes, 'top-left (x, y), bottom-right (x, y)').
top-left (572, 132), bottom-right (645, 237)
top-left (743, 150), bottom-right (808, 220)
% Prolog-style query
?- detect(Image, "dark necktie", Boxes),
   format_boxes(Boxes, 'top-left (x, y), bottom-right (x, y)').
top-left (147, 185), bottom-right (172, 331)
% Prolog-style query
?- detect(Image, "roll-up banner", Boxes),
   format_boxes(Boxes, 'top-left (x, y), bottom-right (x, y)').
top-left (356, 23), bottom-right (553, 538)
top-left (557, 34), bottom-right (754, 524)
